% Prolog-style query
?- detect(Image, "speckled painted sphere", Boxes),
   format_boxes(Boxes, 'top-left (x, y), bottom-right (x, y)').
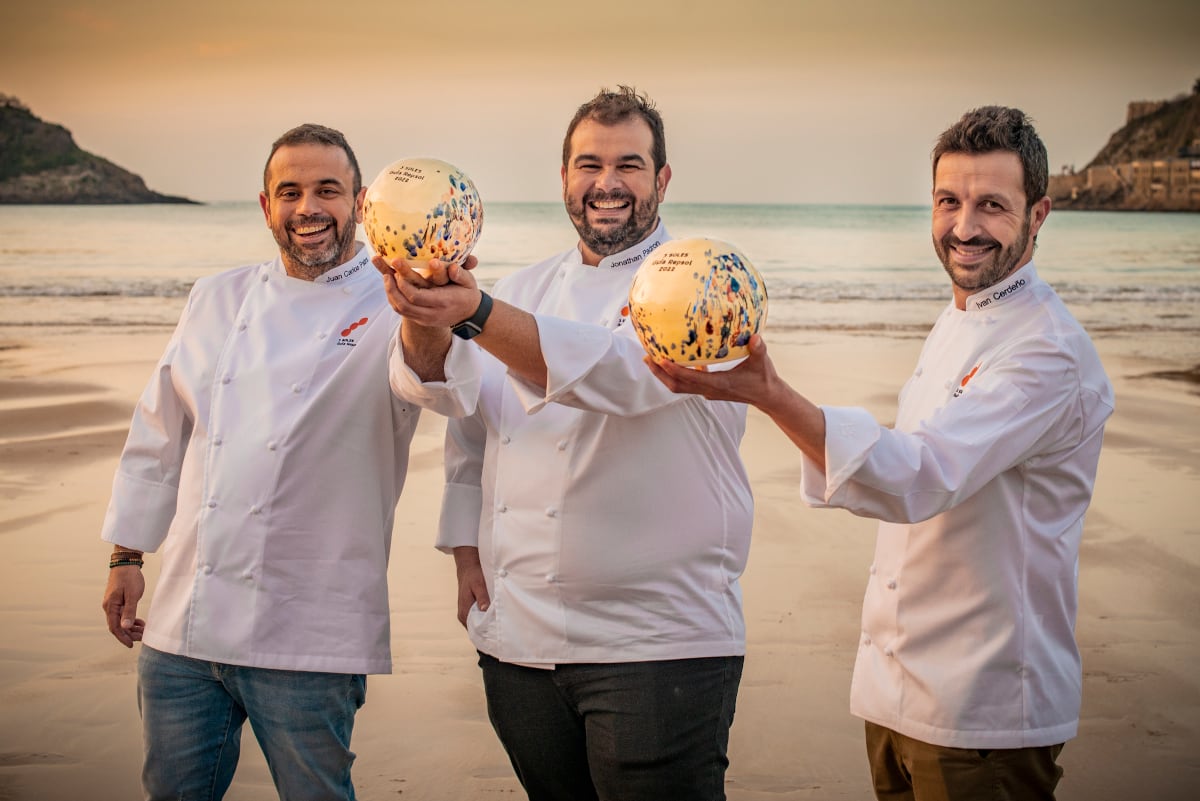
top-left (362, 158), bottom-right (483, 274)
top-left (628, 238), bottom-right (767, 366)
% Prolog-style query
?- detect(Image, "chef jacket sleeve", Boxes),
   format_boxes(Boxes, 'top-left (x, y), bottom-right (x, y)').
top-left (509, 314), bottom-right (694, 417)
top-left (388, 326), bottom-right (482, 418)
top-left (435, 406), bottom-right (486, 553)
top-left (99, 295), bottom-right (195, 552)
top-left (802, 334), bottom-right (1090, 524)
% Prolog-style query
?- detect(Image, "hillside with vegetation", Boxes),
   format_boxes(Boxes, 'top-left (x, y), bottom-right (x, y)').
top-left (1087, 86), bottom-right (1200, 167)
top-left (0, 95), bottom-right (196, 204)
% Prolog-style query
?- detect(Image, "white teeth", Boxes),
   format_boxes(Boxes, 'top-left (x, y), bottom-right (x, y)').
top-left (295, 224), bottom-right (328, 235)
top-left (592, 200), bottom-right (627, 210)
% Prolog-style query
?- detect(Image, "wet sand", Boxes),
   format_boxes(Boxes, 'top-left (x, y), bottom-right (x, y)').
top-left (0, 325), bottom-right (1196, 800)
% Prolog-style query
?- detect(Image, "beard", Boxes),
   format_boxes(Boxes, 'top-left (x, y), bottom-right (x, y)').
top-left (934, 212), bottom-right (1032, 296)
top-left (272, 213), bottom-right (357, 280)
top-left (565, 188), bottom-right (660, 258)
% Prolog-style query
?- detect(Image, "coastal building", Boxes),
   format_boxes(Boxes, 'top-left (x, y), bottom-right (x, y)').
top-left (1048, 89), bottom-right (1200, 212)
top-left (1049, 155), bottom-right (1200, 212)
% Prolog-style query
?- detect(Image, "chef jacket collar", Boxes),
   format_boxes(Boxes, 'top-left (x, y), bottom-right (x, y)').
top-left (964, 262), bottom-right (1039, 313)
top-left (577, 220), bottom-right (671, 271)
top-left (270, 244), bottom-right (373, 287)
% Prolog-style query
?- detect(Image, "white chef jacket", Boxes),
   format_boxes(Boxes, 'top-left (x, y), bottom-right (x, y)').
top-left (392, 222), bottom-right (754, 665)
top-left (101, 245), bottom-right (419, 674)
top-left (801, 262), bottom-right (1113, 748)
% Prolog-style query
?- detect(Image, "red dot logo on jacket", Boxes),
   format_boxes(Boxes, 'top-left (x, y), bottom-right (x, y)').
top-left (340, 317), bottom-right (368, 337)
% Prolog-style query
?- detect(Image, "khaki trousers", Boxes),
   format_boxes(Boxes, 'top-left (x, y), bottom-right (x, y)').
top-left (865, 721), bottom-right (1065, 801)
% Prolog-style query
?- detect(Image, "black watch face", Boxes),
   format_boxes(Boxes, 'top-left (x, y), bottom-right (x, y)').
top-left (453, 322), bottom-right (481, 340)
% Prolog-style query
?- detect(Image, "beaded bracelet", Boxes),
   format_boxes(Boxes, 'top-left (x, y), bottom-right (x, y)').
top-left (109, 550), bottom-right (144, 569)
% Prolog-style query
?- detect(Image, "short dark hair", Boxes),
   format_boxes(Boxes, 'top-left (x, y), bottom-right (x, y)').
top-left (263, 123), bottom-right (362, 195)
top-left (932, 106), bottom-right (1048, 208)
top-left (561, 86), bottom-right (667, 174)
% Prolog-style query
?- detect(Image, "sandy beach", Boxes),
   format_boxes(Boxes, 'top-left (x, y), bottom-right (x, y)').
top-left (0, 322), bottom-right (1196, 800)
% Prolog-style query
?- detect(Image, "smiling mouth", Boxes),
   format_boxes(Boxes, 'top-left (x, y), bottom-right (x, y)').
top-left (946, 237), bottom-right (998, 265)
top-left (291, 220), bottom-right (333, 239)
top-left (588, 198), bottom-right (631, 215)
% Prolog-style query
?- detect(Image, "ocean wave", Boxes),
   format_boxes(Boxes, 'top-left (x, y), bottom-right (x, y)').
top-left (3, 277), bottom-right (1196, 304)
top-left (0, 280), bottom-right (195, 298)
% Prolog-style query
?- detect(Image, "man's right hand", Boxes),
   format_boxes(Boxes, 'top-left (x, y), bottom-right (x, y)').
top-left (102, 566), bottom-right (146, 647)
top-left (452, 546), bottom-right (490, 629)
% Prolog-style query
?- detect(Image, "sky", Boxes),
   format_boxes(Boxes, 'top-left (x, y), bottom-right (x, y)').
top-left (3, 0), bottom-right (1198, 206)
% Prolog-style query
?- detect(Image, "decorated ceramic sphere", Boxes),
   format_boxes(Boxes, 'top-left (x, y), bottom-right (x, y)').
top-left (362, 157), bottom-right (483, 274)
top-left (628, 238), bottom-right (767, 366)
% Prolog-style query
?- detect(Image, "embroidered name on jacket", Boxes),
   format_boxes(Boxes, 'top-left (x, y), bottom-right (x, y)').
top-left (972, 277), bottom-right (1028, 311)
top-left (316, 254), bottom-right (369, 285)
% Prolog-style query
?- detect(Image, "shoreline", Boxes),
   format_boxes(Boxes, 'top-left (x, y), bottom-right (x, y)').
top-left (1, 325), bottom-right (1197, 800)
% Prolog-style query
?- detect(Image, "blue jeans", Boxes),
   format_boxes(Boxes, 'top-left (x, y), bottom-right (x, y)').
top-left (137, 646), bottom-right (366, 801)
top-left (478, 652), bottom-right (744, 801)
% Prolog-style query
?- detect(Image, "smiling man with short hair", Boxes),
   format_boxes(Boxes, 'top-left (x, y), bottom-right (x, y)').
top-left (101, 123), bottom-right (420, 801)
top-left (648, 106), bottom-right (1114, 800)
top-left (377, 86), bottom-right (753, 801)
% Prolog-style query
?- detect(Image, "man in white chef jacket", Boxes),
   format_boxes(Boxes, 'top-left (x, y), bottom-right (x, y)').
top-left (648, 106), bottom-right (1115, 800)
top-left (376, 87), bottom-right (753, 801)
top-left (100, 124), bottom-right (421, 800)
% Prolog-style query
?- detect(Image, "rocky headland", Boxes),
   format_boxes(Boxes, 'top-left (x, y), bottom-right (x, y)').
top-left (1048, 79), bottom-right (1199, 212)
top-left (0, 95), bottom-right (197, 205)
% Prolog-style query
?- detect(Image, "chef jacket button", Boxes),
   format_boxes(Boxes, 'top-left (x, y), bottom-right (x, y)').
top-left (914, 367), bottom-right (923, 377)
top-left (500, 435), bottom-right (511, 445)
top-left (887, 580), bottom-right (897, 590)
top-left (869, 565), bottom-right (877, 575)
top-left (545, 574), bottom-right (557, 583)
top-left (498, 504), bottom-right (508, 513)
top-left (222, 376), bottom-right (231, 385)
top-left (260, 274), bottom-right (268, 283)
top-left (244, 572), bottom-right (255, 582)
top-left (213, 437), bottom-right (223, 446)
top-left (556, 440), bottom-right (568, 451)
top-left (267, 441), bottom-right (277, 451)
top-left (238, 322), bottom-right (247, 332)
top-left (862, 635), bottom-right (871, 645)
top-left (202, 564), bottom-right (213, 574)
top-left (318, 332), bottom-right (327, 340)
top-left (545, 507), bottom-right (558, 518)
top-left (342, 287), bottom-right (352, 295)
top-left (291, 384), bottom-right (301, 394)
top-left (250, 505), bottom-right (261, 515)
top-left (498, 569), bottom-right (508, 578)
top-left (207, 500), bottom-right (217, 509)
top-left (884, 647), bottom-right (894, 657)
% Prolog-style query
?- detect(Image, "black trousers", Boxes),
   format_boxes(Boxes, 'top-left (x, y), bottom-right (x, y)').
top-left (478, 652), bottom-right (744, 801)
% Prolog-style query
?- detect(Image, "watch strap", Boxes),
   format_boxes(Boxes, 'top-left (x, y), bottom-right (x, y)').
top-left (451, 291), bottom-right (493, 340)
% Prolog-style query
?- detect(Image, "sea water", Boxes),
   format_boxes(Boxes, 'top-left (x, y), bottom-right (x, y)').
top-left (1, 203), bottom-right (1197, 342)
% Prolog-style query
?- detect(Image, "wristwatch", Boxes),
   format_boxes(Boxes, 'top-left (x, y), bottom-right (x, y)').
top-left (451, 291), bottom-right (494, 340)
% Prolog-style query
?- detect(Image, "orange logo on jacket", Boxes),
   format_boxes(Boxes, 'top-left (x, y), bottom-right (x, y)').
top-left (341, 317), bottom-right (368, 337)
top-left (953, 364), bottom-right (980, 398)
